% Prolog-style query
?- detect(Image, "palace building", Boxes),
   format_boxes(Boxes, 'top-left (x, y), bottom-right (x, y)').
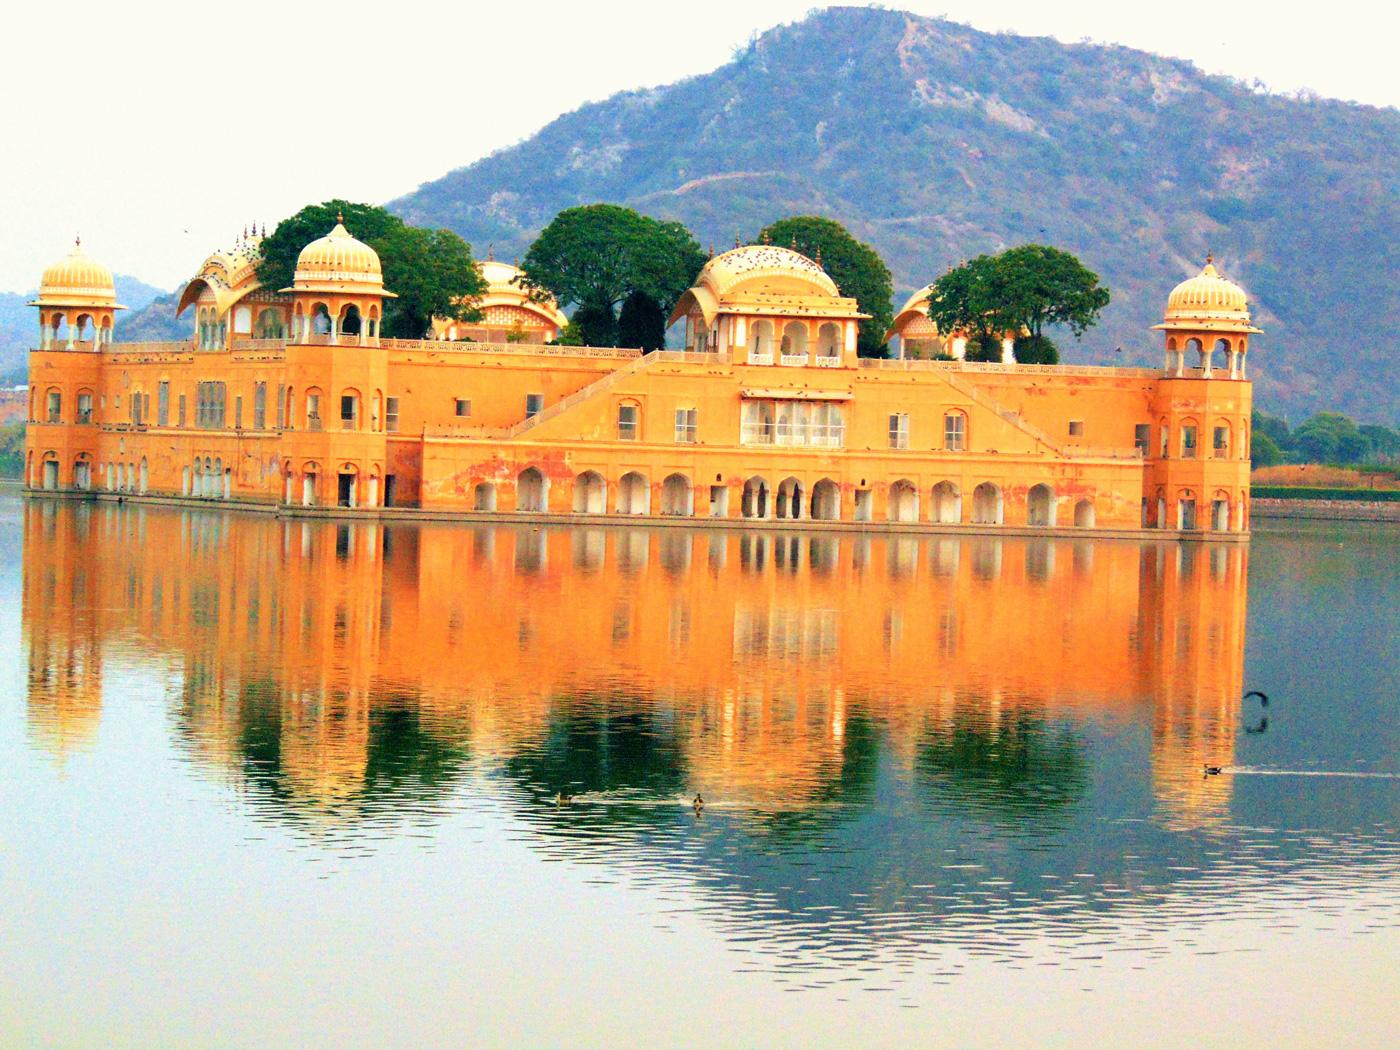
top-left (23, 223), bottom-right (1258, 535)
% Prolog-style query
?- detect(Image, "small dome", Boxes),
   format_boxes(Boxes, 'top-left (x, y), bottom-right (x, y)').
top-left (1158, 257), bottom-right (1259, 332)
top-left (697, 244), bottom-right (839, 299)
top-left (32, 240), bottom-right (122, 308)
top-left (285, 221), bottom-right (388, 295)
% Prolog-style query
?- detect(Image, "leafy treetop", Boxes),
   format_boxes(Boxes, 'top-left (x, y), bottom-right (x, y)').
top-left (756, 216), bottom-right (894, 357)
top-left (519, 204), bottom-right (706, 349)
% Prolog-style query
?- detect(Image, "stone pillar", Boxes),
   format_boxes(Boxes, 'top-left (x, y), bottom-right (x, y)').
top-left (1175, 349), bottom-right (1185, 377)
top-left (1201, 345), bottom-right (1213, 379)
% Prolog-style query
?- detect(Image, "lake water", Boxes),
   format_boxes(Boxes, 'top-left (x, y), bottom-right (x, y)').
top-left (4, 492), bottom-right (1399, 1047)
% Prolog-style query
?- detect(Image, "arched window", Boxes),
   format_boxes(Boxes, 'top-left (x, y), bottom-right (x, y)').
top-left (1212, 421), bottom-right (1231, 458)
top-left (517, 467), bottom-right (549, 512)
top-left (311, 303), bottom-right (332, 336)
top-left (749, 320), bottom-right (775, 362)
top-left (473, 482), bottom-right (497, 511)
top-left (340, 304), bottom-right (362, 337)
top-left (1073, 499), bottom-right (1095, 528)
top-left (573, 471), bottom-right (606, 514)
top-left (816, 323), bottom-right (840, 359)
top-left (617, 401), bottom-right (640, 440)
top-left (233, 306), bottom-right (253, 335)
top-left (931, 481), bottom-right (961, 524)
top-left (255, 308), bottom-right (285, 338)
top-left (780, 322), bottom-right (808, 360)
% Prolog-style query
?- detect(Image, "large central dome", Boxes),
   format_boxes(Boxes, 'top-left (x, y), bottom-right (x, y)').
top-left (285, 222), bottom-right (389, 296)
top-left (697, 244), bottom-right (839, 299)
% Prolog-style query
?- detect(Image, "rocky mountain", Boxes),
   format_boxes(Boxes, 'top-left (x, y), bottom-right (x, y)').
top-left (391, 6), bottom-right (1400, 422)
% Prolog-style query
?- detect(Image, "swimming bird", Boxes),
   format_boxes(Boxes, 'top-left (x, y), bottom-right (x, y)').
top-left (555, 791), bottom-right (574, 807)
top-left (693, 793), bottom-right (705, 811)
top-left (1244, 690), bottom-right (1269, 707)
top-left (1203, 765), bottom-right (1223, 777)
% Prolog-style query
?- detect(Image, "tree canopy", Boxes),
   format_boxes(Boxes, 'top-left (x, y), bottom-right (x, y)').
top-left (1251, 408), bottom-right (1400, 468)
top-left (255, 200), bottom-right (486, 339)
top-left (519, 204), bottom-right (706, 349)
top-left (756, 216), bottom-right (894, 357)
top-left (926, 245), bottom-right (1110, 361)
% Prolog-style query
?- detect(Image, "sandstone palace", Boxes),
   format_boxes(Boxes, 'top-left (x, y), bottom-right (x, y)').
top-left (22, 222), bottom-right (1257, 536)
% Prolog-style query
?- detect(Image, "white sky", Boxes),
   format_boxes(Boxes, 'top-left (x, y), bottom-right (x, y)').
top-left (1, 0), bottom-right (1396, 293)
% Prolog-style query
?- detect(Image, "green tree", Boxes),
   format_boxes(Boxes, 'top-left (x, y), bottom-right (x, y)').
top-left (994, 243), bottom-right (1110, 344)
top-left (1250, 430), bottom-right (1285, 468)
top-left (756, 216), bottom-right (894, 357)
top-left (520, 204), bottom-right (706, 349)
top-left (1358, 424), bottom-right (1400, 462)
top-left (1012, 334), bottom-right (1059, 364)
top-left (256, 200), bottom-right (486, 339)
top-left (375, 226), bottom-right (487, 339)
top-left (0, 421), bottom-right (25, 477)
top-left (1292, 412), bottom-right (1367, 464)
top-left (1252, 409), bottom-right (1292, 451)
top-left (926, 254), bottom-right (1005, 354)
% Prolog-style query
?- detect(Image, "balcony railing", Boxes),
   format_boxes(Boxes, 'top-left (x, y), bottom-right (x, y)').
top-left (741, 422), bottom-right (845, 448)
top-left (747, 351), bottom-right (775, 365)
top-left (780, 353), bottom-right (809, 367)
top-left (814, 354), bottom-right (841, 367)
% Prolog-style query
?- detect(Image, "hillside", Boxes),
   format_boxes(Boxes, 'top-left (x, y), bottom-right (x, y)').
top-left (391, 6), bottom-right (1400, 422)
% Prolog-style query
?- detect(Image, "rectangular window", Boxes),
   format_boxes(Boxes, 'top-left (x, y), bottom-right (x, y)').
top-left (275, 384), bottom-right (285, 429)
top-left (157, 382), bottom-right (170, 426)
top-left (741, 399), bottom-right (843, 447)
top-left (1213, 426), bottom-right (1229, 457)
top-left (235, 396), bottom-right (243, 429)
top-left (618, 403), bottom-right (639, 440)
top-left (77, 392), bottom-right (93, 425)
top-left (253, 383), bottom-right (267, 429)
top-left (454, 398), bottom-right (472, 418)
top-left (1160, 426), bottom-right (1170, 458)
top-left (525, 393), bottom-right (544, 418)
top-left (386, 397), bottom-right (400, 433)
top-left (943, 412), bottom-right (966, 451)
top-left (1134, 423), bottom-right (1150, 455)
top-left (195, 382), bottom-right (228, 428)
top-left (674, 407), bottom-right (697, 443)
top-left (340, 394), bottom-right (356, 430)
top-left (1068, 420), bottom-right (1084, 437)
top-left (132, 393), bottom-right (142, 426)
top-left (888, 412), bottom-right (910, 450)
top-left (1182, 425), bottom-right (1198, 459)
top-left (178, 394), bottom-right (187, 427)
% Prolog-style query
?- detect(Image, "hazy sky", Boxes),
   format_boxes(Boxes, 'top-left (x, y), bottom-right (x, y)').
top-left (2, 0), bottom-right (1396, 293)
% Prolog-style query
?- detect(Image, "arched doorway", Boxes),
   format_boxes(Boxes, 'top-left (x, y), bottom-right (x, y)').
top-left (972, 483), bottom-right (1003, 525)
top-left (573, 471), bottom-right (606, 514)
top-left (931, 481), bottom-right (961, 524)
top-left (888, 479), bottom-right (919, 523)
top-left (1027, 484), bottom-right (1056, 526)
top-left (1073, 499), bottom-right (1095, 528)
top-left (742, 476), bottom-right (769, 519)
top-left (474, 482), bottom-right (497, 511)
top-left (517, 467), bottom-right (549, 512)
top-left (661, 473), bottom-right (693, 515)
top-left (810, 478), bottom-right (840, 520)
top-left (617, 471), bottom-right (650, 514)
top-left (776, 477), bottom-right (803, 519)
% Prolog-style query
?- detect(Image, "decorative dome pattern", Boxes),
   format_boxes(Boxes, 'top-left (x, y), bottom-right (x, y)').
top-left (1160, 258), bottom-right (1256, 330)
top-left (286, 222), bottom-right (387, 295)
top-left (698, 245), bottom-right (839, 298)
top-left (32, 241), bottom-right (122, 308)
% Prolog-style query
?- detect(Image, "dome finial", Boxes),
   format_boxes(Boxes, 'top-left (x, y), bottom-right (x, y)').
top-left (74, 234), bottom-right (81, 249)
top-left (1206, 251), bottom-right (1214, 266)
top-left (336, 210), bottom-right (344, 225)
top-left (790, 234), bottom-right (798, 251)
top-left (814, 245), bottom-right (823, 266)
top-left (487, 243), bottom-right (494, 261)
top-left (734, 233), bottom-right (741, 249)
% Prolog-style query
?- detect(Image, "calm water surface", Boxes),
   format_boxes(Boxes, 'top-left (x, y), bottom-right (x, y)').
top-left (4, 493), bottom-right (1400, 1047)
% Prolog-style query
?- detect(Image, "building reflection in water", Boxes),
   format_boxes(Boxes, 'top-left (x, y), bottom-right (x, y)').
top-left (23, 500), bottom-right (1247, 831)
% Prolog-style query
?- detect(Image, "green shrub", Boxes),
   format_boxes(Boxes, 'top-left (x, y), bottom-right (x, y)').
top-left (1251, 486), bottom-right (1400, 502)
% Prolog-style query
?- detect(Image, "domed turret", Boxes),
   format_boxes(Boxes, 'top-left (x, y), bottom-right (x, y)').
top-left (1153, 257), bottom-right (1261, 379)
top-left (430, 256), bottom-right (568, 343)
top-left (284, 221), bottom-right (387, 296)
top-left (282, 218), bottom-right (395, 346)
top-left (668, 242), bottom-right (864, 363)
top-left (31, 239), bottom-right (125, 350)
